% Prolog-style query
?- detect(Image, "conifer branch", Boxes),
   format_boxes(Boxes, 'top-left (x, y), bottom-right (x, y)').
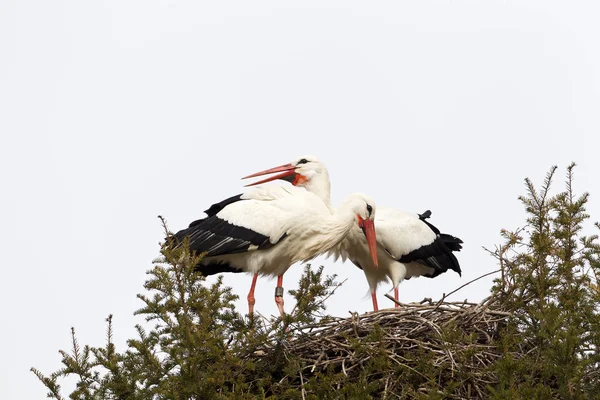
top-left (31, 163), bottom-right (600, 398)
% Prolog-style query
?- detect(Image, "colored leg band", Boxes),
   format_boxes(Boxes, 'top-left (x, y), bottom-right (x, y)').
top-left (275, 286), bottom-right (284, 297)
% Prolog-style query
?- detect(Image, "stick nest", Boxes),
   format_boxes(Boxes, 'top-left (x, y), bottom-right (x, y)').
top-left (265, 295), bottom-right (512, 399)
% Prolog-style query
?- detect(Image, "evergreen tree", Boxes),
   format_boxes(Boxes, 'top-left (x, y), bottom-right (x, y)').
top-left (488, 163), bottom-right (600, 399)
top-left (32, 217), bottom-right (342, 399)
top-left (33, 163), bottom-right (600, 399)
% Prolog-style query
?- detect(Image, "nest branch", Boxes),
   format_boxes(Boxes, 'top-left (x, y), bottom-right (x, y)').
top-left (254, 271), bottom-right (512, 398)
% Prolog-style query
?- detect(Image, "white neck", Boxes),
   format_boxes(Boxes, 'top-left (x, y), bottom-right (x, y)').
top-left (291, 198), bottom-right (356, 262)
top-left (306, 181), bottom-right (331, 208)
top-left (303, 170), bottom-right (332, 210)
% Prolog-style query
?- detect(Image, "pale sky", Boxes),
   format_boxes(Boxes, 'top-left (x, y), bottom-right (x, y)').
top-left (2, 1), bottom-right (600, 398)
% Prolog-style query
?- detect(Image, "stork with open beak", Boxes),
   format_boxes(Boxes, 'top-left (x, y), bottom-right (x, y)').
top-left (242, 156), bottom-right (463, 312)
top-left (169, 183), bottom-right (378, 317)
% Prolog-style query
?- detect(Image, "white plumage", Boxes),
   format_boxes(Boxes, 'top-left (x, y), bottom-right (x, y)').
top-left (243, 155), bottom-right (463, 311)
top-left (170, 183), bottom-right (379, 316)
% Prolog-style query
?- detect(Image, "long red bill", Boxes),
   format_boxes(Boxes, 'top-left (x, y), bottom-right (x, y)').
top-left (361, 219), bottom-right (379, 268)
top-left (241, 163), bottom-right (296, 187)
top-left (242, 163), bottom-right (295, 179)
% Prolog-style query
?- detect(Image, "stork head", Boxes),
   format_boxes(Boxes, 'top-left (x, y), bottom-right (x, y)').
top-left (345, 193), bottom-right (379, 268)
top-left (242, 155), bottom-right (331, 204)
top-left (336, 193), bottom-right (379, 268)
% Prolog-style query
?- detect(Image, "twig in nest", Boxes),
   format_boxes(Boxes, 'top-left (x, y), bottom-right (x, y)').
top-left (256, 291), bottom-right (513, 398)
top-left (299, 370), bottom-right (306, 400)
top-left (442, 269), bottom-right (501, 300)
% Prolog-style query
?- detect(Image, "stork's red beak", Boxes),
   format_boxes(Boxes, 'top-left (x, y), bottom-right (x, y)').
top-left (359, 218), bottom-right (379, 268)
top-left (241, 163), bottom-right (297, 187)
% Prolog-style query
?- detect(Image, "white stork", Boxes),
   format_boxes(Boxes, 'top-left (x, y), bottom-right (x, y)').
top-left (242, 155), bottom-right (463, 311)
top-left (169, 184), bottom-right (379, 317)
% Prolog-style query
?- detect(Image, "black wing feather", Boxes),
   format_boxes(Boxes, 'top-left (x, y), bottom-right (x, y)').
top-left (399, 213), bottom-right (464, 277)
top-left (418, 210), bottom-right (442, 235)
top-left (187, 194), bottom-right (244, 228)
top-left (418, 210), bottom-right (432, 220)
top-left (173, 214), bottom-right (278, 258)
top-left (195, 261), bottom-right (244, 276)
top-left (166, 194), bottom-right (290, 276)
top-left (203, 194), bottom-right (244, 217)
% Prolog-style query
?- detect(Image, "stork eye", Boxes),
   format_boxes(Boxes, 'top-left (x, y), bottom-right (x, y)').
top-left (298, 158), bottom-right (309, 165)
top-left (366, 204), bottom-right (373, 215)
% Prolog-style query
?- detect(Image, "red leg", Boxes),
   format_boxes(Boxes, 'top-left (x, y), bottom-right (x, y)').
top-left (247, 273), bottom-right (258, 314)
top-left (371, 291), bottom-right (379, 312)
top-left (275, 274), bottom-right (285, 317)
top-left (394, 287), bottom-right (399, 308)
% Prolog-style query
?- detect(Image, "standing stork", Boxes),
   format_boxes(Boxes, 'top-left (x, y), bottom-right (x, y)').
top-left (242, 156), bottom-right (463, 311)
top-left (169, 184), bottom-right (379, 317)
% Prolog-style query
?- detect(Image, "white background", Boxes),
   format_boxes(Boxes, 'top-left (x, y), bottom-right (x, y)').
top-left (2, 1), bottom-right (599, 398)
